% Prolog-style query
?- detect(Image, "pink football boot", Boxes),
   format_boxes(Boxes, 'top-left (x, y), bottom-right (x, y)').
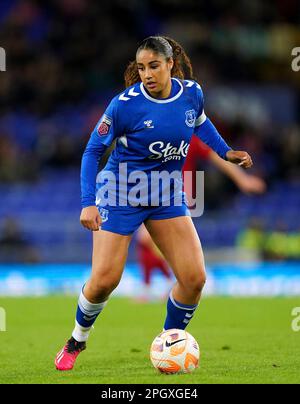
top-left (55, 337), bottom-right (86, 371)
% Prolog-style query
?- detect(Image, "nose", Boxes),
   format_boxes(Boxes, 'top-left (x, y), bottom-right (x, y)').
top-left (144, 67), bottom-right (153, 80)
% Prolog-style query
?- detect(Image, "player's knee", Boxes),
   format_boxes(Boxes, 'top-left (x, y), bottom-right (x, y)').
top-left (197, 274), bottom-right (206, 292)
top-left (192, 275), bottom-right (206, 294)
top-left (183, 272), bottom-right (206, 294)
top-left (89, 274), bottom-right (120, 299)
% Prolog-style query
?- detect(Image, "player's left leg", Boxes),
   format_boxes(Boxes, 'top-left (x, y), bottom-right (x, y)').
top-left (145, 216), bottom-right (206, 330)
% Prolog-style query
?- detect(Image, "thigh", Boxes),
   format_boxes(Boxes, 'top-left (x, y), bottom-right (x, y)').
top-left (91, 228), bottom-right (132, 282)
top-left (144, 216), bottom-right (205, 283)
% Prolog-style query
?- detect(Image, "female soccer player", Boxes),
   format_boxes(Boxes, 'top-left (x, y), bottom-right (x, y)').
top-left (55, 36), bottom-right (253, 370)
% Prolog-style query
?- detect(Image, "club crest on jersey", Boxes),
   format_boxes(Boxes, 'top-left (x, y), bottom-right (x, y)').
top-left (97, 115), bottom-right (112, 136)
top-left (185, 109), bottom-right (196, 128)
top-left (99, 208), bottom-right (109, 223)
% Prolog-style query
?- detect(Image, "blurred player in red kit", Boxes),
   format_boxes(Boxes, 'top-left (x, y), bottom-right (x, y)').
top-left (136, 135), bottom-right (266, 301)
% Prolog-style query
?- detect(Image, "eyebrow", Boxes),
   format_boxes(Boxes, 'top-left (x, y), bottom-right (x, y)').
top-left (137, 60), bottom-right (161, 66)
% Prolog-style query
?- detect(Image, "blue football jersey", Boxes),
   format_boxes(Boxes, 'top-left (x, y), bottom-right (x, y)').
top-left (81, 78), bottom-right (231, 208)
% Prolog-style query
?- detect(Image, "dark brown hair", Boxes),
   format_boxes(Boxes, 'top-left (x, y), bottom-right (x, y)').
top-left (124, 36), bottom-right (195, 88)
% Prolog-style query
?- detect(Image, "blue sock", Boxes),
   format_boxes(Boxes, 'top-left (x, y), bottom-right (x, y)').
top-left (164, 291), bottom-right (198, 330)
top-left (72, 286), bottom-right (107, 342)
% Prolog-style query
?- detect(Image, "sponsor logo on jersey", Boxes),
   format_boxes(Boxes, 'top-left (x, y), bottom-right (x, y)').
top-left (97, 115), bottom-right (112, 136)
top-left (185, 109), bottom-right (196, 127)
top-left (148, 140), bottom-right (189, 163)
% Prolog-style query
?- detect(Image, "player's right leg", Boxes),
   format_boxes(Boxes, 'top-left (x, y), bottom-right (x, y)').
top-left (55, 229), bottom-right (132, 371)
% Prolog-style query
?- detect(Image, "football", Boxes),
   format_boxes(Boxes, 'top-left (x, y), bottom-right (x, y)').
top-left (150, 329), bottom-right (200, 374)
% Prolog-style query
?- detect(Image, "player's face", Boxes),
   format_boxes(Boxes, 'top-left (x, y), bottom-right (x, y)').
top-left (136, 50), bottom-right (174, 98)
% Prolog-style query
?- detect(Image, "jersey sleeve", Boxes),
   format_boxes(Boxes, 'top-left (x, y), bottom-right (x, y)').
top-left (193, 84), bottom-right (232, 160)
top-left (91, 95), bottom-right (122, 147)
top-left (81, 96), bottom-right (122, 208)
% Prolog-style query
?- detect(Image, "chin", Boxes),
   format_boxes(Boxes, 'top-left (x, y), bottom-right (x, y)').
top-left (150, 87), bottom-right (162, 97)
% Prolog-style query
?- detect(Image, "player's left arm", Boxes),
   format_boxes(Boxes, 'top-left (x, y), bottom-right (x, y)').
top-left (193, 84), bottom-right (253, 169)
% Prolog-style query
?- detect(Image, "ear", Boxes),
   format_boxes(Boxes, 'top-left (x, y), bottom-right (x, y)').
top-left (168, 58), bottom-right (174, 71)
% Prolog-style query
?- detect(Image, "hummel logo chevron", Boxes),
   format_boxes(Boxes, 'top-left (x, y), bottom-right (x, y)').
top-left (185, 80), bottom-right (201, 90)
top-left (128, 88), bottom-right (140, 97)
top-left (119, 93), bottom-right (130, 101)
top-left (83, 315), bottom-right (98, 321)
top-left (185, 80), bottom-right (194, 87)
top-left (119, 88), bottom-right (140, 101)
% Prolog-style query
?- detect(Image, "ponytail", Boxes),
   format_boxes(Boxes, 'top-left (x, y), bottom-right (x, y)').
top-left (163, 36), bottom-right (195, 81)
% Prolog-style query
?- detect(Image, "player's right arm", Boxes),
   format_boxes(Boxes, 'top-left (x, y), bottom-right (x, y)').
top-left (80, 96), bottom-right (121, 231)
top-left (80, 206), bottom-right (102, 232)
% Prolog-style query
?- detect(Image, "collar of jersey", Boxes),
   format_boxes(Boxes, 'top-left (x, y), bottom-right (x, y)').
top-left (140, 78), bottom-right (183, 104)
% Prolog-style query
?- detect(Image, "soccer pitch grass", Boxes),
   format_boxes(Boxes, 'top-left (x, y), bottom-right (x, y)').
top-left (0, 296), bottom-right (299, 384)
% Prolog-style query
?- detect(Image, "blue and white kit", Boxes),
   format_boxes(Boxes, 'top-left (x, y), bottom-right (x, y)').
top-left (81, 78), bottom-right (231, 235)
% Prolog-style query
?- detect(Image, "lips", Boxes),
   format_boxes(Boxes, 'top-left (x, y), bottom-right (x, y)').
top-left (146, 82), bottom-right (157, 90)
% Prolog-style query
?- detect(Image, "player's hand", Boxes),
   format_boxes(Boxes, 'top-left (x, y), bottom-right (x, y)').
top-left (226, 150), bottom-right (253, 169)
top-left (80, 206), bottom-right (102, 231)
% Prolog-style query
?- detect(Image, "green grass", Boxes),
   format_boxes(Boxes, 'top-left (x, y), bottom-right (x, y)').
top-left (0, 296), bottom-right (299, 384)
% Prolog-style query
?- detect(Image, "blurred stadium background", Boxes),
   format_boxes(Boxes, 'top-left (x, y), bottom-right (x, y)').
top-left (0, 0), bottom-right (299, 297)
